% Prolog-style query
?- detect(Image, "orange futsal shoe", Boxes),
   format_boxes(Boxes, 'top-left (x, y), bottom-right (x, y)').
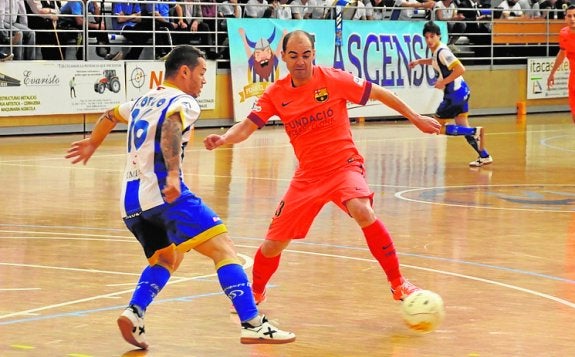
top-left (391, 279), bottom-right (422, 301)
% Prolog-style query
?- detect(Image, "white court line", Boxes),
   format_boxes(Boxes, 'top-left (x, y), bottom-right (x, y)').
top-left (1, 233), bottom-right (573, 310)
top-left (0, 253), bottom-right (253, 320)
top-left (0, 230), bottom-right (133, 239)
top-left (0, 288), bottom-right (41, 292)
top-left (540, 135), bottom-right (575, 153)
top-left (228, 245), bottom-right (575, 310)
top-left (0, 262), bottom-right (142, 276)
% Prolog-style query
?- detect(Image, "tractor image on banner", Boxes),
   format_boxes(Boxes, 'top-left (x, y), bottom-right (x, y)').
top-left (94, 70), bottom-right (121, 94)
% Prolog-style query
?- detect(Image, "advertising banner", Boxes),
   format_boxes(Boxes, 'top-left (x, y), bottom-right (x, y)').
top-left (527, 57), bottom-right (569, 100)
top-left (226, 19), bottom-right (447, 122)
top-left (0, 61), bottom-right (126, 116)
top-left (125, 60), bottom-right (217, 110)
top-left (0, 59), bottom-right (217, 117)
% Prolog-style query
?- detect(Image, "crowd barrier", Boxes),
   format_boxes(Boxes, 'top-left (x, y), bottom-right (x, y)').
top-left (0, 2), bottom-right (570, 135)
top-left (0, 1), bottom-right (567, 66)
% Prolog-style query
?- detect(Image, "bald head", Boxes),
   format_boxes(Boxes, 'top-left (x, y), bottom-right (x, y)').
top-left (282, 30), bottom-right (315, 52)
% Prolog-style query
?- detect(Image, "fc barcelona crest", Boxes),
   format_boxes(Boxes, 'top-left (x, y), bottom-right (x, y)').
top-left (314, 88), bottom-right (328, 102)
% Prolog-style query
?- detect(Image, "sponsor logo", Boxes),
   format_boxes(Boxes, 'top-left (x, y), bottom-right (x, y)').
top-left (227, 289), bottom-right (245, 299)
top-left (281, 101), bottom-right (293, 107)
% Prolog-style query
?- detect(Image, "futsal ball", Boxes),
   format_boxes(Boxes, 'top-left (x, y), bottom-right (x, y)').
top-left (401, 290), bottom-right (445, 334)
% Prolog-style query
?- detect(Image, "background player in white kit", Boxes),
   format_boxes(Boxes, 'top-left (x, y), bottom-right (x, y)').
top-left (409, 21), bottom-right (493, 167)
top-left (66, 45), bottom-right (295, 349)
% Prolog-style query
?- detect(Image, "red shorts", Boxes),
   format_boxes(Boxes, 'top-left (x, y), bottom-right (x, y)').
top-left (265, 163), bottom-right (374, 241)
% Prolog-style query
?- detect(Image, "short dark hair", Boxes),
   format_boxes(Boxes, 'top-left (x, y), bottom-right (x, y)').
top-left (164, 45), bottom-right (205, 78)
top-left (567, 4), bottom-right (575, 12)
top-left (422, 21), bottom-right (441, 36)
top-left (282, 30), bottom-right (315, 52)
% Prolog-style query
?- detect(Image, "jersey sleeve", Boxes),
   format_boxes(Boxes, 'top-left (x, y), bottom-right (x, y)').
top-left (247, 88), bottom-right (278, 129)
top-left (328, 68), bottom-right (372, 105)
top-left (115, 100), bottom-right (135, 124)
top-left (438, 47), bottom-right (460, 70)
top-left (167, 95), bottom-right (201, 130)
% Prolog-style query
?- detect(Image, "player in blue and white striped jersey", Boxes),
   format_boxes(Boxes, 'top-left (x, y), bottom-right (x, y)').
top-left (66, 45), bottom-right (295, 349)
top-left (409, 21), bottom-right (493, 167)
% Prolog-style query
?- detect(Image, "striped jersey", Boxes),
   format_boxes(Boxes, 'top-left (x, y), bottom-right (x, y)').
top-left (432, 44), bottom-right (467, 95)
top-left (114, 84), bottom-right (201, 218)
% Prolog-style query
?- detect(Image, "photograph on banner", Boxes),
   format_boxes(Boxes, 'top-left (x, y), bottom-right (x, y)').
top-left (0, 61), bottom-right (126, 117)
top-left (226, 19), bottom-right (334, 122)
top-left (527, 57), bottom-right (569, 100)
top-left (226, 19), bottom-right (446, 122)
top-left (125, 60), bottom-right (216, 110)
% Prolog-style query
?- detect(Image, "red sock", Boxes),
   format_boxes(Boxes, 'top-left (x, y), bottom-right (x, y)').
top-left (362, 219), bottom-right (402, 286)
top-left (252, 247), bottom-right (281, 294)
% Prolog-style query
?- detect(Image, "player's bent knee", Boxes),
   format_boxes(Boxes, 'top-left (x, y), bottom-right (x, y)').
top-left (157, 248), bottom-right (184, 272)
top-left (347, 199), bottom-right (375, 225)
top-left (260, 239), bottom-right (290, 257)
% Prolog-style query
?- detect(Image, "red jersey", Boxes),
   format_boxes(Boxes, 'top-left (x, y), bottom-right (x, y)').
top-left (248, 66), bottom-right (372, 177)
top-left (559, 26), bottom-right (575, 72)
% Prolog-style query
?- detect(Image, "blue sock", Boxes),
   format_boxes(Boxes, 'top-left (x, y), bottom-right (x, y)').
top-left (217, 263), bottom-right (258, 322)
top-left (129, 265), bottom-right (171, 313)
top-left (445, 124), bottom-right (476, 136)
top-left (480, 149), bottom-right (490, 158)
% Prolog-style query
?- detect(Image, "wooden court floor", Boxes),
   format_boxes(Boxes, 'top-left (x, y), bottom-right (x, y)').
top-left (0, 113), bottom-right (574, 357)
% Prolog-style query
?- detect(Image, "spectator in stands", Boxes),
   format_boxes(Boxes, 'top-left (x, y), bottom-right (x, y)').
top-left (0, 27), bottom-right (18, 59)
top-left (539, 0), bottom-right (569, 19)
top-left (365, 0), bottom-right (388, 20)
top-left (112, 0), bottom-right (145, 59)
top-left (217, 0), bottom-right (241, 60)
top-left (390, 0), bottom-right (435, 20)
top-left (1, 0), bottom-right (36, 60)
top-left (324, 0), bottom-right (367, 20)
top-left (0, 49), bottom-right (12, 60)
top-left (433, 0), bottom-right (466, 52)
top-left (497, 0), bottom-right (524, 18)
top-left (58, 0), bottom-right (120, 60)
top-left (456, 0), bottom-right (491, 50)
top-left (0, 16), bottom-right (20, 56)
top-left (142, 0), bottom-right (187, 58)
top-left (271, 0), bottom-right (293, 19)
top-left (217, 0), bottom-right (241, 31)
top-left (518, 0), bottom-right (542, 18)
top-left (219, 0), bottom-right (242, 20)
top-left (291, 0), bottom-right (327, 19)
top-left (24, 0), bottom-right (61, 60)
top-left (179, 0), bottom-right (220, 59)
top-left (244, 0), bottom-right (274, 18)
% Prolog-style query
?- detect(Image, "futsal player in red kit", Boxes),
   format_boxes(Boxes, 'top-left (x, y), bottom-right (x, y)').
top-left (548, 5), bottom-right (575, 124)
top-left (204, 30), bottom-right (441, 306)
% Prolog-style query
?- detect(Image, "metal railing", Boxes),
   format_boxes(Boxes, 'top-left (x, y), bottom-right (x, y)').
top-left (1, 1), bottom-right (564, 67)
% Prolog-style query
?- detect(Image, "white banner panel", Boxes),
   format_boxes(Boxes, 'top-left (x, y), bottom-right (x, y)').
top-left (527, 57), bottom-right (569, 100)
top-left (0, 61), bottom-right (126, 116)
top-left (124, 60), bottom-right (216, 110)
